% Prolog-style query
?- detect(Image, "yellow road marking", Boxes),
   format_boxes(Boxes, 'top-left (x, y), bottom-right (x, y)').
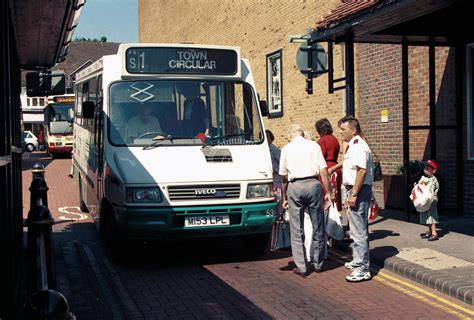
top-left (376, 271), bottom-right (474, 316)
top-left (374, 276), bottom-right (472, 320)
top-left (329, 252), bottom-right (474, 319)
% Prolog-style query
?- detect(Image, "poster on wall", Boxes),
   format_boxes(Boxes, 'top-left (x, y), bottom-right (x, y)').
top-left (266, 49), bottom-right (283, 118)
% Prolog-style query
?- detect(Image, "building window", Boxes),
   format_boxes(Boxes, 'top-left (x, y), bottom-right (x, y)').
top-left (468, 44), bottom-right (474, 160)
top-left (266, 49), bottom-right (283, 118)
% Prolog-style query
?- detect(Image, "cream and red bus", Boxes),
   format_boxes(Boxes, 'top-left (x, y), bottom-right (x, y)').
top-left (43, 94), bottom-right (75, 157)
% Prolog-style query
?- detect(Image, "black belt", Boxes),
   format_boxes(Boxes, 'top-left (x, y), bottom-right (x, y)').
top-left (344, 184), bottom-right (370, 190)
top-left (290, 176), bottom-right (316, 183)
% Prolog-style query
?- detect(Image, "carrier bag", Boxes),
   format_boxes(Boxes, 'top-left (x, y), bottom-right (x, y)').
top-left (270, 216), bottom-right (291, 251)
top-left (369, 197), bottom-right (380, 221)
top-left (326, 202), bottom-right (344, 240)
top-left (410, 183), bottom-right (434, 213)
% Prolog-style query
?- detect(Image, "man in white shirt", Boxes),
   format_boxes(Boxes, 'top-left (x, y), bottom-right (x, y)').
top-left (126, 104), bottom-right (162, 142)
top-left (279, 124), bottom-right (332, 277)
top-left (338, 115), bottom-right (374, 282)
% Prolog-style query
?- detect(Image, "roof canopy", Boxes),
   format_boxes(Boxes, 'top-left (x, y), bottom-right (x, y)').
top-left (311, 0), bottom-right (470, 46)
top-left (9, 0), bottom-right (84, 69)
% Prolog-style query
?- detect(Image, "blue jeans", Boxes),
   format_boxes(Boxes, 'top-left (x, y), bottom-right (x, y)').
top-left (342, 184), bottom-right (372, 272)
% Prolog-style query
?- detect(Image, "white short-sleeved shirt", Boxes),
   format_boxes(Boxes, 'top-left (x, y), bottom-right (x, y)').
top-left (342, 135), bottom-right (374, 186)
top-left (127, 116), bottom-right (162, 140)
top-left (279, 136), bottom-right (327, 181)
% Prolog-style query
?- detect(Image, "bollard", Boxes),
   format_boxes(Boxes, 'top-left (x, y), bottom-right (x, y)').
top-left (30, 163), bottom-right (48, 208)
top-left (24, 289), bottom-right (75, 320)
top-left (31, 162), bottom-right (46, 181)
top-left (25, 206), bottom-right (57, 294)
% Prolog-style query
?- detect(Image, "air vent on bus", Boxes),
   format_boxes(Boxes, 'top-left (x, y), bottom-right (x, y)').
top-left (168, 184), bottom-right (240, 201)
top-left (201, 148), bottom-right (233, 163)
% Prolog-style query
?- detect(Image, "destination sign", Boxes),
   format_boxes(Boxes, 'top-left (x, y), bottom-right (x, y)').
top-left (125, 47), bottom-right (238, 75)
top-left (53, 96), bottom-right (75, 103)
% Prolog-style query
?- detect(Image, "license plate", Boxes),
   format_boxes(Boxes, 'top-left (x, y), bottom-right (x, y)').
top-left (184, 215), bottom-right (230, 227)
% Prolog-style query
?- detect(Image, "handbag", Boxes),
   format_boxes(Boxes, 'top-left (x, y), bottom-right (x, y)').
top-left (369, 197), bottom-right (380, 221)
top-left (326, 202), bottom-right (344, 240)
top-left (270, 215), bottom-right (291, 251)
top-left (372, 153), bottom-right (383, 182)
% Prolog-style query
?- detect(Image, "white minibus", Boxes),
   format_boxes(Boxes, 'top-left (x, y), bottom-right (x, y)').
top-left (73, 43), bottom-right (276, 252)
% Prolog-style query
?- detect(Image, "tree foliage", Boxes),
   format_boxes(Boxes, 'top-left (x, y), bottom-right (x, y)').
top-left (73, 36), bottom-right (107, 42)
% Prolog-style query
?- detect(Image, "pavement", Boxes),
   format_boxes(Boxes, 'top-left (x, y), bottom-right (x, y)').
top-left (335, 207), bottom-right (474, 305)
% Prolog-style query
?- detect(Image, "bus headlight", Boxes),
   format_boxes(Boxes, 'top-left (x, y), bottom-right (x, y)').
top-left (246, 183), bottom-right (272, 199)
top-left (126, 187), bottom-right (162, 203)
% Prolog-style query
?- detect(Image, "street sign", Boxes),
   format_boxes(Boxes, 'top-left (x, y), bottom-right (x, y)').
top-left (296, 43), bottom-right (327, 76)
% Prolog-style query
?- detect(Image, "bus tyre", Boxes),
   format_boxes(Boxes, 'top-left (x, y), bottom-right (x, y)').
top-left (242, 233), bottom-right (270, 255)
top-left (80, 200), bottom-right (88, 213)
top-left (79, 182), bottom-right (88, 213)
top-left (101, 211), bottom-right (126, 259)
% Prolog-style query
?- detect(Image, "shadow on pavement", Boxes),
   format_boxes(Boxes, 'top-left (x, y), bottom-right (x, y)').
top-left (369, 229), bottom-right (400, 241)
top-left (380, 208), bottom-right (474, 237)
top-left (369, 245), bottom-right (400, 275)
top-left (48, 222), bottom-right (275, 319)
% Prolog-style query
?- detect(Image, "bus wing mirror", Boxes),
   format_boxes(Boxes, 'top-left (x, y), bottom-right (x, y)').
top-left (68, 109), bottom-right (75, 123)
top-left (82, 101), bottom-right (95, 119)
top-left (259, 100), bottom-right (269, 117)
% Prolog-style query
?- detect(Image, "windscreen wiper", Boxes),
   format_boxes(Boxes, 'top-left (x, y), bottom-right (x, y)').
top-left (142, 135), bottom-right (188, 150)
top-left (202, 133), bottom-right (249, 148)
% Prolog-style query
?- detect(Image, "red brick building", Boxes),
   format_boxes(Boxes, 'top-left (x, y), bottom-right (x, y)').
top-left (139, 0), bottom-right (472, 216)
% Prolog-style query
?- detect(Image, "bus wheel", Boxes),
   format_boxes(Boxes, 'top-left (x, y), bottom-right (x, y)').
top-left (79, 188), bottom-right (88, 213)
top-left (242, 233), bottom-right (270, 255)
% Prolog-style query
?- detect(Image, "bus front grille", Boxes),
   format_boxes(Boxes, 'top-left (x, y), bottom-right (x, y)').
top-left (168, 184), bottom-right (240, 201)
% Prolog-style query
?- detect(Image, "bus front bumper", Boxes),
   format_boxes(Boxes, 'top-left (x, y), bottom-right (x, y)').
top-left (48, 146), bottom-right (73, 154)
top-left (112, 202), bottom-right (277, 240)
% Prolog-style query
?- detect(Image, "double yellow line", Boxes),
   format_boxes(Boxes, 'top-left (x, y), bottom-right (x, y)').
top-left (330, 251), bottom-right (474, 319)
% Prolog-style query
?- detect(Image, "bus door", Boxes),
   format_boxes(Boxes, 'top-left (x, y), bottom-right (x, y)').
top-left (84, 76), bottom-right (103, 213)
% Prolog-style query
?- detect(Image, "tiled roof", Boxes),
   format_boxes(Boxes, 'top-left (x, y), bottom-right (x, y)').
top-left (316, 0), bottom-right (381, 29)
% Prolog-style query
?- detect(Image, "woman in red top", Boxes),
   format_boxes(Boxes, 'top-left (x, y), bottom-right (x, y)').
top-left (315, 118), bottom-right (342, 210)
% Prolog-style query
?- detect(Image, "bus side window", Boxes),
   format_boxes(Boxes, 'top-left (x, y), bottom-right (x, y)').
top-left (109, 102), bottom-right (128, 144)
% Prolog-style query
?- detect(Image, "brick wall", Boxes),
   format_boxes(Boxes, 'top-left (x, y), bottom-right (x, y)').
top-left (358, 44), bottom-right (469, 214)
top-left (138, 0), bottom-right (472, 215)
top-left (139, 0), bottom-right (344, 148)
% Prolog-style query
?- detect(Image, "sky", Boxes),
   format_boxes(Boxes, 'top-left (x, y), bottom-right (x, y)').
top-left (74, 0), bottom-right (138, 43)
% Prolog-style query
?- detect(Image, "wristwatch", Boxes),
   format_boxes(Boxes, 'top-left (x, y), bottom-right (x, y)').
top-left (350, 192), bottom-right (358, 197)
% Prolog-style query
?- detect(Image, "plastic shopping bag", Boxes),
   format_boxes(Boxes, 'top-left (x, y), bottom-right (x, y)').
top-left (369, 197), bottom-right (380, 221)
top-left (326, 202), bottom-right (344, 240)
top-left (410, 183), bottom-right (434, 213)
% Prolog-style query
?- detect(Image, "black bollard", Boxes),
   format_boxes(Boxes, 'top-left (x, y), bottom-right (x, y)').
top-left (31, 162), bottom-right (46, 181)
top-left (24, 289), bottom-right (75, 320)
top-left (30, 163), bottom-right (48, 208)
top-left (25, 206), bottom-right (57, 293)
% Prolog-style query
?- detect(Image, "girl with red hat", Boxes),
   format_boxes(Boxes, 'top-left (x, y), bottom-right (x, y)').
top-left (417, 159), bottom-right (440, 241)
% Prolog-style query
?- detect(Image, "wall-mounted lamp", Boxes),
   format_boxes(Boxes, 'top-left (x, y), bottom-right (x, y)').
top-left (288, 35), bottom-right (309, 43)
